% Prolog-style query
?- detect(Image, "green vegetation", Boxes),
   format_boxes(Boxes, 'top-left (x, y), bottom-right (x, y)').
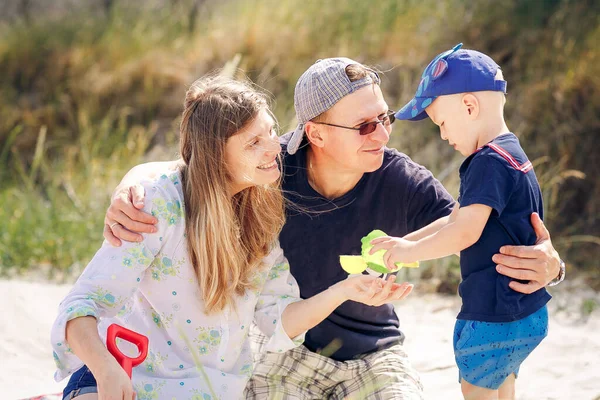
top-left (581, 297), bottom-right (598, 317)
top-left (1, 0), bottom-right (598, 284)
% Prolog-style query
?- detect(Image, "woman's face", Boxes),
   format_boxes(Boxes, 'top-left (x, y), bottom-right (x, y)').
top-left (224, 108), bottom-right (282, 195)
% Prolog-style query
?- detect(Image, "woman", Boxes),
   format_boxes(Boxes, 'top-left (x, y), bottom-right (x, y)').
top-left (51, 75), bottom-right (408, 400)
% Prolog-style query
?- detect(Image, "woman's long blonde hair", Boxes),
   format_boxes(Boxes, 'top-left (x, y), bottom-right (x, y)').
top-left (179, 75), bottom-right (284, 314)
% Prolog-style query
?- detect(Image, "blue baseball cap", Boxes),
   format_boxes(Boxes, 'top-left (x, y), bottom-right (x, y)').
top-left (395, 43), bottom-right (507, 121)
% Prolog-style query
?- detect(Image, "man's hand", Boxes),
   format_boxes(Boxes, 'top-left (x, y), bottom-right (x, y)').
top-left (494, 212), bottom-right (561, 293)
top-left (104, 183), bottom-right (157, 247)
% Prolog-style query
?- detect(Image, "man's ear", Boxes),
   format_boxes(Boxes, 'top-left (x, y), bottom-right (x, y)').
top-left (462, 94), bottom-right (480, 119)
top-left (304, 122), bottom-right (325, 149)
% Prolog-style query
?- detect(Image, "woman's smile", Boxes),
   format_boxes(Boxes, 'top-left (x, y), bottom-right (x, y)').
top-left (257, 159), bottom-right (278, 170)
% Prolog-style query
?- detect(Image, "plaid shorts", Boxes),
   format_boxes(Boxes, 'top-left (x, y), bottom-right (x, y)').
top-left (245, 324), bottom-right (424, 400)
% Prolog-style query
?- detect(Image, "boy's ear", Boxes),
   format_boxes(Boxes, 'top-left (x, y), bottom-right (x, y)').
top-left (462, 94), bottom-right (480, 119)
top-left (304, 122), bottom-right (325, 149)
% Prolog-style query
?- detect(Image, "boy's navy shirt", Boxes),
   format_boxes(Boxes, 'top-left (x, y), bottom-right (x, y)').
top-left (278, 133), bottom-right (454, 361)
top-left (457, 133), bottom-right (551, 322)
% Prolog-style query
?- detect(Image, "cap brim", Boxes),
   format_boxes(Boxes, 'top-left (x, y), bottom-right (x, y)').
top-left (395, 96), bottom-right (436, 121)
top-left (286, 124), bottom-right (305, 155)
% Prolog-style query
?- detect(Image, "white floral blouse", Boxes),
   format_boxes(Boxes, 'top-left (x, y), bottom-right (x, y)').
top-left (51, 168), bottom-right (304, 400)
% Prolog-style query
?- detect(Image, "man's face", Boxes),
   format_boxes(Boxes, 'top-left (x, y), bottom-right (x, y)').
top-left (315, 85), bottom-right (391, 173)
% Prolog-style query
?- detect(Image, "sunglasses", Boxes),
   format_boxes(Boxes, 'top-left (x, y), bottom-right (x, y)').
top-left (313, 110), bottom-right (396, 136)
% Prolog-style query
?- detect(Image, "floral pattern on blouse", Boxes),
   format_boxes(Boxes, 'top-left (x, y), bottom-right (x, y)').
top-left (51, 168), bottom-right (304, 399)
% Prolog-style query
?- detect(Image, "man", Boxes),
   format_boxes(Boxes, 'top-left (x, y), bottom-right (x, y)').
top-left (104, 58), bottom-right (564, 399)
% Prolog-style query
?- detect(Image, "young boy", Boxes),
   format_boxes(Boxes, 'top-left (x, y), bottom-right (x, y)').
top-left (371, 44), bottom-right (551, 400)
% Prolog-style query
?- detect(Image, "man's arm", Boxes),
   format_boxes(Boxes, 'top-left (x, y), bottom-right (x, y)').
top-left (494, 212), bottom-right (562, 293)
top-left (103, 160), bottom-right (178, 246)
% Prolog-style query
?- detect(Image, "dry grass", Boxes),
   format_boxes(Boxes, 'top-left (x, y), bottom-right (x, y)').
top-left (0, 0), bottom-right (598, 281)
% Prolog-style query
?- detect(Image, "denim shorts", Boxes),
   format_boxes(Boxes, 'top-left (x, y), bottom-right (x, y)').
top-left (453, 305), bottom-right (548, 390)
top-left (62, 366), bottom-right (98, 400)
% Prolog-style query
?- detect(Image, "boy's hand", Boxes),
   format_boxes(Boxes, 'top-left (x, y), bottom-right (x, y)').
top-left (104, 183), bottom-right (157, 246)
top-left (370, 236), bottom-right (418, 271)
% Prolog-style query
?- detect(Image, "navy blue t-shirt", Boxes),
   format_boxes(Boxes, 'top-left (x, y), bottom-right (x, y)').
top-left (278, 133), bottom-right (454, 361)
top-left (457, 133), bottom-right (551, 322)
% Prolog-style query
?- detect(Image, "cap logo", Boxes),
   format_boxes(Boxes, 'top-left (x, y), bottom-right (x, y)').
top-left (431, 59), bottom-right (448, 80)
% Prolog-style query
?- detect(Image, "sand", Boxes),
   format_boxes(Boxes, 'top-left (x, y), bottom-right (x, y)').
top-left (1, 278), bottom-right (599, 400)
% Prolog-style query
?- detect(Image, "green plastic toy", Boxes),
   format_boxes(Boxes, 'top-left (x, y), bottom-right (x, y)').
top-left (339, 230), bottom-right (419, 274)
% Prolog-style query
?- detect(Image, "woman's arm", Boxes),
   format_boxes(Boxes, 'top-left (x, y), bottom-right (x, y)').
top-left (65, 317), bottom-right (135, 399)
top-left (280, 275), bottom-right (412, 338)
top-left (51, 179), bottom-right (174, 381)
top-left (253, 245), bottom-right (413, 352)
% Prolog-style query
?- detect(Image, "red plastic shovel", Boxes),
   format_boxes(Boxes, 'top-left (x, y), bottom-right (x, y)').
top-left (106, 324), bottom-right (149, 378)
top-left (24, 324), bottom-right (149, 400)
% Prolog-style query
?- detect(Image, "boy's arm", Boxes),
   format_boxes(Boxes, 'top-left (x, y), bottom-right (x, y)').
top-left (403, 202), bottom-right (459, 241)
top-left (411, 204), bottom-right (491, 260)
top-left (371, 204), bottom-right (491, 268)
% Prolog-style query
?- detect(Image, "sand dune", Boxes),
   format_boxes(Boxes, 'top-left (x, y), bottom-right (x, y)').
top-left (1, 279), bottom-right (598, 400)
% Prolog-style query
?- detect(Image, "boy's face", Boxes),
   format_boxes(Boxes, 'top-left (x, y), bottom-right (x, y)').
top-left (425, 94), bottom-right (479, 156)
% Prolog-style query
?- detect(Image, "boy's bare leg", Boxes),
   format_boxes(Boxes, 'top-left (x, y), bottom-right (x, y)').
top-left (70, 395), bottom-right (98, 400)
top-left (461, 379), bottom-right (498, 400)
top-left (498, 373), bottom-right (516, 400)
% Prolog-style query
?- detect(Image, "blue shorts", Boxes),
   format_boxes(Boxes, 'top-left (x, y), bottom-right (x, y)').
top-left (62, 365), bottom-right (98, 400)
top-left (453, 305), bottom-right (548, 390)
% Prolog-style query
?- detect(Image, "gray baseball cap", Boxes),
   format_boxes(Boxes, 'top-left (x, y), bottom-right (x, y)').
top-left (287, 58), bottom-right (381, 155)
